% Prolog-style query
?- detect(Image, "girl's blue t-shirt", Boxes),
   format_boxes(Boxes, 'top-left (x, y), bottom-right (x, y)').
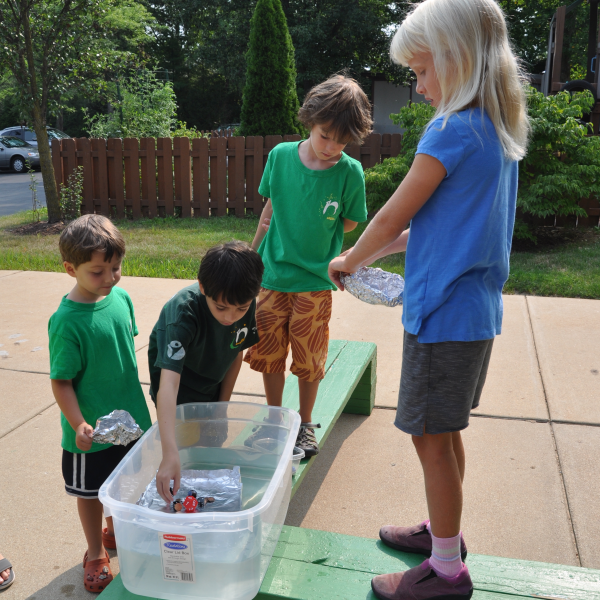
top-left (403, 109), bottom-right (518, 343)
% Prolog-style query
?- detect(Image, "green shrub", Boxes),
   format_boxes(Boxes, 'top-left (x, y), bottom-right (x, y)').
top-left (364, 102), bottom-right (435, 213)
top-left (364, 90), bottom-right (600, 241)
top-left (84, 70), bottom-right (177, 139)
top-left (60, 166), bottom-right (84, 221)
top-left (517, 87), bottom-right (600, 240)
top-left (170, 121), bottom-right (209, 139)
top-left (239, 0), bottom-right (302, 136)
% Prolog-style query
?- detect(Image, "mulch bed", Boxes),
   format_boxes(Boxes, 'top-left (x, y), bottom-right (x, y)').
top-left (511, 226), bottom-right (600, 253)
top-left (10, 221), bottom-right (66, 236)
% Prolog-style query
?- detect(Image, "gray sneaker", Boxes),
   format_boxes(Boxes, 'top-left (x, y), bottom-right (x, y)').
top-left (379, 520), bottom-right (467, 561)
top-left (371, 558), bottom-right (473, 600)
top-left (295, 423), bottom-right (321, 457)
top-left (244, 418), bottom-right (282, 448)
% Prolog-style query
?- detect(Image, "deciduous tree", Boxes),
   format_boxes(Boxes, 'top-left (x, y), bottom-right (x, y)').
top-left (0, 0), bottom-right (153, 221)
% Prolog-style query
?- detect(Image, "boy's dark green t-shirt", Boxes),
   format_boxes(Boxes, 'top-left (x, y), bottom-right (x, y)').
top-left (148, 284), bottom-right (259, 404)
top-left (48, 286), bottom-right (152, 454)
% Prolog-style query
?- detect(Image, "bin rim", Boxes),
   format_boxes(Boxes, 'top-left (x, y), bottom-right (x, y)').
top-left (98, 401), bottom-right (301, 529)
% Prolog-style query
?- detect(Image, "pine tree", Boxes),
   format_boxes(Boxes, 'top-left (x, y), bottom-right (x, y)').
top-left (239, 0), bottom-right (302, 136)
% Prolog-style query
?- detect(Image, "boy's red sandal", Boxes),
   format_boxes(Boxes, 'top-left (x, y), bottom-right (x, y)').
top-left (0, 557), bottom-right (15, 590)
top-left (83, 550), bottom-right (113, 593)
top-left (102, 527), bottom-right (117, 550)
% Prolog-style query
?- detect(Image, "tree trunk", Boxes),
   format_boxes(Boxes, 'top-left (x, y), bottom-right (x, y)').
top-left (21, 1), bottom-right (61, 222)
top-left (31, 106), bottom-right (61, 222)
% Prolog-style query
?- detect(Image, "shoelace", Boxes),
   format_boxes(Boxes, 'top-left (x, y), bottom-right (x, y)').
top-left (298, 423), bottom-right (321, 447)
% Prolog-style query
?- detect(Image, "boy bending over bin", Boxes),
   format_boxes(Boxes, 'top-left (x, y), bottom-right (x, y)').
top-left (149, 241), bottom-right (263, 502)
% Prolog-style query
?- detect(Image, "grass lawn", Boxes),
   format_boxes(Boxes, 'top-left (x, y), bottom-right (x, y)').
top-left (1, 210), bottom-right (600, 298)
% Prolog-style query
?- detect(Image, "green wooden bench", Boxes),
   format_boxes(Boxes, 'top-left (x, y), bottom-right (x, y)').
top-left (100, 339), bottom-right (378, 600)
top-left (98, 339), bottom-right (600, 600)
top-left (257, 526), bottom-right (600, 600)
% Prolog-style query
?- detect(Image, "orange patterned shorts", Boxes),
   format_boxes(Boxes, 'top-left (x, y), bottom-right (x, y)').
top-left (244, 288), bottom-right (333, 382)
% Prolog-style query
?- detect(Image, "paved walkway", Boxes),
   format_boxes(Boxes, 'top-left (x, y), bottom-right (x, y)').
top-left (1, 270), bottom-right (600, 599)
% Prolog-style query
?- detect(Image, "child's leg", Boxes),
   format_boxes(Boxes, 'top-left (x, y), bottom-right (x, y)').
top-left (289, 290), bottom-right (332, 424)
top-left (77, 498), bottom-right (106, 561)
top-left (412, 431), bottom-right (463, 538)
top-left (263, 372), bottom-right (285, 407)
top-left (245, 288), bottom-right (291, 410)
top-left (298, 379), bottom-right (319, 423)
top-left (105, 515), bottom-right (114, 536)
top-left (452, 430), bottom-right (465, 482)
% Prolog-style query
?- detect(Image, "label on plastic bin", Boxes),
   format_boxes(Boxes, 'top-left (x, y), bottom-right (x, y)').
top-left (159, 533), bottom-right (196, 583)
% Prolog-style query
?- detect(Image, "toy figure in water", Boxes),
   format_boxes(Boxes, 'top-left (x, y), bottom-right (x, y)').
top-left (183, 490), bottom-right (198, 513)
top-left (172, 491), bottom-right (216, 513)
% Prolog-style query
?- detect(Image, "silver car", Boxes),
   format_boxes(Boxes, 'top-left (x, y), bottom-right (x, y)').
top-left (0, 126), bottom-right (70, 147)
top-left (0, 137), bottom-right (40, 172)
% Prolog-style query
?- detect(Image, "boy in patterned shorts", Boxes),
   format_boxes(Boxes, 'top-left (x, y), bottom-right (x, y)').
top-left (245, 75), bottom-right (373, 456)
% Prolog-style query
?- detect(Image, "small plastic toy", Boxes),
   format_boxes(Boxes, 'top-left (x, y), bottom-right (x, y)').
top-left (183, 490), bottom-right (199, 513)
top-left (172, 490), bottom-right (217, 513)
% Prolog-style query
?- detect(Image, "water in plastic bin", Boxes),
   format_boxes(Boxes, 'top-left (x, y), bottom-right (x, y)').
top-left (100, 402), bottom-right (301, 600)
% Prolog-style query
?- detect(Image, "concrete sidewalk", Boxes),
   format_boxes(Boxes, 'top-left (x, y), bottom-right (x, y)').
top-left (1, 269), bottom-right (600, 599)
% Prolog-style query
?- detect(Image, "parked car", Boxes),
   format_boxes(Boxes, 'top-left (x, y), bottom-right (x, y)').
top-left (0, 137), bottom-right (40, 172)
top-left (0, 126), bottom-right (70, 147)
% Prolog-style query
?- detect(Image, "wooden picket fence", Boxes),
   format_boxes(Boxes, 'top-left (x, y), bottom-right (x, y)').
top-left (51, 133), bottom-right (402, 219)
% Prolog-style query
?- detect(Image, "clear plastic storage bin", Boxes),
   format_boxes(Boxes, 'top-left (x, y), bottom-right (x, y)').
top-left (99, 402), bottom-right (300, 600)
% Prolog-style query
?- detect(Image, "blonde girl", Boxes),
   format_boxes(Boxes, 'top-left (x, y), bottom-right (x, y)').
top-left (329, 1), bottom-right (529, 598)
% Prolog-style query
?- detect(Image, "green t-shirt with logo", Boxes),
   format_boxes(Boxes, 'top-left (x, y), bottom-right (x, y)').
top-left (148, 283), bottom-right (259, 404)
top-left (48, 286), bottom-right (152, 454)
top-left (258, 141), bottom-right (368, 292)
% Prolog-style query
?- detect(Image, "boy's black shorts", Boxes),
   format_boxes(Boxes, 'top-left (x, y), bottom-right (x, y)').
top-left (62, 440), bottom-right (138, 499)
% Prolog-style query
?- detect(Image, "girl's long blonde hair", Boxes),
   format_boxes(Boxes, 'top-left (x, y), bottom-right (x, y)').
top-left (390, 0), bottom-right (530, 161)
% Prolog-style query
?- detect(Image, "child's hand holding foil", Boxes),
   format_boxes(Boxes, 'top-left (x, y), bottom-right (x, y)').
top-left (92, 410), bottom-right (143, 446)
top-left (328, 248), bottom-right (355, 290)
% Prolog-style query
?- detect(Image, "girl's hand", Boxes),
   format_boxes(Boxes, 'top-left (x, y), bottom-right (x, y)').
top-left (75, 422), bottom-right (94, 452)
top-left (261, 217), bottom-right (271, 232)
top-left (156, 450), bottom-right (181, 503)
top-left (328, 250), bottom-right (358, 291)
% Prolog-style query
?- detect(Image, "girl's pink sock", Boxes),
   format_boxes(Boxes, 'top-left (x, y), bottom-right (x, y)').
top-left (429, 531), bottom-right (463, 578)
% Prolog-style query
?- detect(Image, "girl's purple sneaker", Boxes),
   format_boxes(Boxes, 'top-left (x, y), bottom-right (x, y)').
top-left (379, 521), bottom-right (467, 561)
top-left (371, 558), bottom-right (473, 600)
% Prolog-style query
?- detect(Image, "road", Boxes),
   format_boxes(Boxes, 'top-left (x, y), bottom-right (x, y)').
top-left (0, 171), bottom-right (47, 216)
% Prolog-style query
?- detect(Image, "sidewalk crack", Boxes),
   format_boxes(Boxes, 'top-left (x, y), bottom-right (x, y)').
top-left (526, 295), bottom-right (582, 567)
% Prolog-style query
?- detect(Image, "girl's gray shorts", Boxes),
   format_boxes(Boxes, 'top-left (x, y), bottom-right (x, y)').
top-left (395, 331), bottom-right (494, 436)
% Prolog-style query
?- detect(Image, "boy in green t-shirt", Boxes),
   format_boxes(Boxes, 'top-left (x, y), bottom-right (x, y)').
top-left (245, 75), bottom-right (373, 457)
top-left (49, 215), bottom-right (152, 593)
top-left (148, 241), bottom-right (263, 502)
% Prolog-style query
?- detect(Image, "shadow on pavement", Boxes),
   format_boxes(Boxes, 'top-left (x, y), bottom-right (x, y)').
top-left (285, 413), bottom-right (366, 527)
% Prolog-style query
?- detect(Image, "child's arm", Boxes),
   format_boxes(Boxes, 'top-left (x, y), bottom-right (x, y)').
top-left (343, 219), bottom-right (358, 233)
top-left (218, 352), bottom-right (243, 402)
top-left (343, 228), bottom-right (411, 276)
top-left (155, 368), bottom-right (182, 502)
top-left (329, 154), bottom-right (446, 289)
top-left (251, 199), bottom-right (273, 251)
top-left (51, 379), bottom-right (94, 452)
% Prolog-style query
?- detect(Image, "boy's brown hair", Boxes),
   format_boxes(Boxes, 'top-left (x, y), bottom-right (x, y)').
top-left (298, 75), bottom-right (373, 145)
top-left (59, 214), bottom-right (126, 267)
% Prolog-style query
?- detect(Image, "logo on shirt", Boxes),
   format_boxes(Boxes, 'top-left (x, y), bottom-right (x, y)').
top-left (321, 195), bottom-right (339, 221)
top-left (167, 340), bottom-right (186, 360)
top-left (230, 326), bottom-right (248, 349)
top-left (129, 319), bottom-right (133, 335)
